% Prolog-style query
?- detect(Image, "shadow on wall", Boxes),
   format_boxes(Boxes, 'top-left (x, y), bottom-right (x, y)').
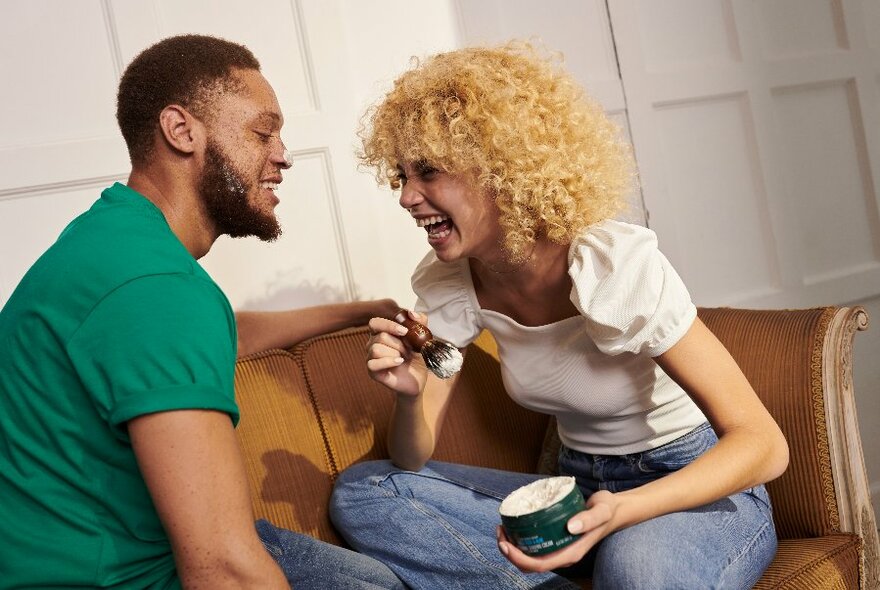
top-left (238, 275), bottom-right (351, 312)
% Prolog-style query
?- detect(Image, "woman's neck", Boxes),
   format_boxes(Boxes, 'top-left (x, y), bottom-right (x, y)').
top-left (469, 240), bottom-right (579, 326)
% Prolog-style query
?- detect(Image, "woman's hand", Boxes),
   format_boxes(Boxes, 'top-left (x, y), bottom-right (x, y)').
top-left (366, 310), bottom-right (429, 397)
top-left (370, 298), bottom-right (404, 322)
top-left (496, 490), bottom-right (618, 572)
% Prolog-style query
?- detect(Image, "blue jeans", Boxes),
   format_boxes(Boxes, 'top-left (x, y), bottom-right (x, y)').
top-left (255, 519), bottom-right (406, 589)
top-left (329, 423), bottom-right (777, 589)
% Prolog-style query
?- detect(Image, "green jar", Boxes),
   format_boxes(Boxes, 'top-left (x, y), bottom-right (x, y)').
top-left (499, 476), bottom-right (586, 556)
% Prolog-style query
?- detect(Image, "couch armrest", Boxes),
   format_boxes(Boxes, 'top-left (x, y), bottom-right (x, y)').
top-left (699, 306), bottom-right (878, 589)
top-left (822, 308), bottom-right (879, 589)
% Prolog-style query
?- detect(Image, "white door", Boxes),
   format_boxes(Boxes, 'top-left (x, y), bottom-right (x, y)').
top-left (608, 0), bottom-right (880, 308)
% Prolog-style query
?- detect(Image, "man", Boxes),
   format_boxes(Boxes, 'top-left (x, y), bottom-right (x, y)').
top-left (0, 35), bottom-right (403, 589)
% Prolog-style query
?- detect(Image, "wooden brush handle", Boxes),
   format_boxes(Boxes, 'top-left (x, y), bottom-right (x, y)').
top-left (393, 309), bottom-right (432, 352)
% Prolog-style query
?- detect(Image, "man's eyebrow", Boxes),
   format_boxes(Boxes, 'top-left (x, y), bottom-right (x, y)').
top-left (254, 111), bottom-right (282, 126)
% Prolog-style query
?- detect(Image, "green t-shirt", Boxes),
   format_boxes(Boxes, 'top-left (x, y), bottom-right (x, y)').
top-left (0, 183), bottom-right (240, 588)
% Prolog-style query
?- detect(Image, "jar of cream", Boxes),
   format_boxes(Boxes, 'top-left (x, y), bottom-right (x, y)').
top-left (499, 476), bottom-right (585, 556)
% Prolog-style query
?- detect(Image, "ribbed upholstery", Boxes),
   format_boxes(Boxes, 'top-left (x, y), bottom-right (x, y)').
top-left (234, 349), bottom-right (342, 544)
top-left (753, 536), bottom-right (861, 589)
top-left (697, 307), bottom-right (838, 540)
top-left (232, 306), bottom-right (872, 589)
top-left (296, 327), bottom-right (550, 477)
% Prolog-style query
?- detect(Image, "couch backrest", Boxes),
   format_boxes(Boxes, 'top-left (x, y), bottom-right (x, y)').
top-left (234, 327), bottom-right (550, 544)
top-left (235, 349), bottom-right (343, 543)
top-left (697, 307), bottom-right (840, 540)
top-left (236, 308), bottom-right (847, 545)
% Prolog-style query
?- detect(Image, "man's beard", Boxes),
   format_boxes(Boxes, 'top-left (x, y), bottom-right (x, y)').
top-left (199, 140), bottom-right (282, 242)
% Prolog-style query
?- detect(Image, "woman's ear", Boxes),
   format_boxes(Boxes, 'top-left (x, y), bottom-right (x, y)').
top-left (158, 105), bottom-right (201, 155)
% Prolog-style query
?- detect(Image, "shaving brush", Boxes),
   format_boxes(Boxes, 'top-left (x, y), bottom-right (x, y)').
top-left (393, 309), bottom-right (463, 379)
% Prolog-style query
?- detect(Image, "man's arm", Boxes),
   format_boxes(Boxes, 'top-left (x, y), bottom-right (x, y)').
top-left (129, 409), bottom-right (288, 589)
top-left (235, 298), bottom-right (399, 358)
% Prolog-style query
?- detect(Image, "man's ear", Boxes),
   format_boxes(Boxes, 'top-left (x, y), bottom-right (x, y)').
top-left (158, 105), bottom-right (201, 155)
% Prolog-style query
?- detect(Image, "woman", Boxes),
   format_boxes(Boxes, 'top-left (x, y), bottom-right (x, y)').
top-left (330, 42), bottom-right (788, 589)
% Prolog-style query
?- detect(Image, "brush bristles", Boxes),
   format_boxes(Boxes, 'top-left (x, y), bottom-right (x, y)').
top-left (420, 338), bottom-right (464, 379)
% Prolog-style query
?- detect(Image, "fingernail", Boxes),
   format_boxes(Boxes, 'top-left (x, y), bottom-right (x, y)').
top-left (568, 520), bottom-right (583, 533)
top-left (396, 326), bottom-right (408, 336)
top-left (394, 357), bottom-right (404, 364)
top-left (499, 542), bottom-right (509, 556)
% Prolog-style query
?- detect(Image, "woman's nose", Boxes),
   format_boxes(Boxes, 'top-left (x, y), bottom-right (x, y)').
top-left (398, 183), bottom-right (423, 210)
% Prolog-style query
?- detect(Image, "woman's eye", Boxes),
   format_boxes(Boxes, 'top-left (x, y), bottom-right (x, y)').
top-left (416, 164), bottom-right (439, 179)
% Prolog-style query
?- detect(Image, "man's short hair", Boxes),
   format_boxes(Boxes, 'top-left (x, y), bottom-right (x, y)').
top-left (116, 34), bottom-right (261, 165)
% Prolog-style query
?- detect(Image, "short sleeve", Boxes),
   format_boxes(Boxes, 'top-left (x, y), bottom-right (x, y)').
top-left (67, 273), bottom-right (239, 437)
top-left (567, 220), bottom-right (696, 357)
top-left (411, 251), bottom-right (482, 349)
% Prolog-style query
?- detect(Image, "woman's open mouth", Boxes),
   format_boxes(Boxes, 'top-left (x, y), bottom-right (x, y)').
top-left (417, 214), bottom-right (453, 240)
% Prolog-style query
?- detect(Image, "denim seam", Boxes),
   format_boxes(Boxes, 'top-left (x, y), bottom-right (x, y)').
top-left (399, 495), bottom-right (536, 590)
top-left (378, 470), bottom-right (509, 502)
top-left (260, 539), bottom-right (283, 558)
top-left (716, 518), bottom-right (772, 589)
top-left (375, 471), bottom-right (537, 589)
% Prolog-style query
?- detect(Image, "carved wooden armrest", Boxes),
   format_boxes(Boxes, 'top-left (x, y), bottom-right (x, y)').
top-left (824, 307), bottom-right (879, 589)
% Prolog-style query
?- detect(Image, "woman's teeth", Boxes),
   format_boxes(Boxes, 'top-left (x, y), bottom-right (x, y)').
top-left (416, 214), bottom-right (448, 228)
top-left (416, 215), bottom-right (452, 239)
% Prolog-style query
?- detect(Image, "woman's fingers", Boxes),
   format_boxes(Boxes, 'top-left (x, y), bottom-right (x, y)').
top-left (499, 530), bottom-right (596, 572)
top-left (367, 333), bottom-right (407, 358)
top-left (367, 354), bottom-right (405, 372)
top-left (368, 316), bottom-right (409, 338)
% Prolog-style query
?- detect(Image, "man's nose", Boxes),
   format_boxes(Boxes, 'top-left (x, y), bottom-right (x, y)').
top-left (280, 148), bottom-right (293, 170)
top-left (272, 141), bottom-right (292, 170)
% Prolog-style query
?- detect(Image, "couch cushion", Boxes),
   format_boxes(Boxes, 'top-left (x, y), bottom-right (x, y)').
top-left (234, 349), bottom-right (341, 544)
top-left (296, 327), bottom-right (550, 477)
top-left (753, 535), bottom-right (861, 589)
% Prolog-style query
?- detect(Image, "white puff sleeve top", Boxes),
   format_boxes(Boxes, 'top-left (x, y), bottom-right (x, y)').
top-left (412, 220), bottom-right (706, 455)
top-left (568, 220), bottom-right (697, 357)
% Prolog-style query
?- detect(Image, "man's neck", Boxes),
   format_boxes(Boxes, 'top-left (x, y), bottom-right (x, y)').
top-left (127, 169), bottom-right (218, 259)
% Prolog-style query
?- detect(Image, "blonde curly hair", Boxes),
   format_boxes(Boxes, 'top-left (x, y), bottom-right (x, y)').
top-left (359, 42), bottom-right (635, 262)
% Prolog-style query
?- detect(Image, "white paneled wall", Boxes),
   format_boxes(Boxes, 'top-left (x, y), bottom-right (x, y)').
top-left (610, 0), bottom-right (880, 309)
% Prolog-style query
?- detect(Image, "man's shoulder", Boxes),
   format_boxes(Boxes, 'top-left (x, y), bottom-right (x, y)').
top-left (2, 192), bottom-right (215, 337)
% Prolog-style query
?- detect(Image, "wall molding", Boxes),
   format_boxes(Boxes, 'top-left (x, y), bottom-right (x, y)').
top-left (0, 174), bottom-right (128, 202)
top-left (100, 0), bottom-right (125, 80)
top-left (288, 147), bottom-right (357, 302)
top-left (289, 0), bottom-right (320, 112)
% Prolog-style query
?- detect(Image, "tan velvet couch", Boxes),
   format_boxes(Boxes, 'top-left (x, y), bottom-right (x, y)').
top-left (234, 307), bottom-right (879, 589)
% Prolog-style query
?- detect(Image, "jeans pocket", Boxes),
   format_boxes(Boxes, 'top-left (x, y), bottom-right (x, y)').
top-left (745, 484), bottom-right (773, 513)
